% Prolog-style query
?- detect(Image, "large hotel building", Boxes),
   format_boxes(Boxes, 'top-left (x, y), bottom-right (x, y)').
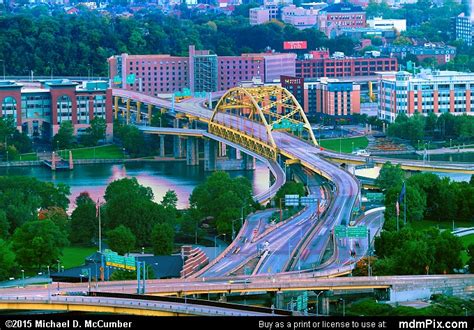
top-left (0, 80), bottom-right (113, 141)
top-left (108, 46), bottom-right (296, 95)
top-left (379, 71), bottom-right (474, 122)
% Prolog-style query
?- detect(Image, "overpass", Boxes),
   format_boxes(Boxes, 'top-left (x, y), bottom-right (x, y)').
top-left (1, 275), bottom-right (472, 303)
top-left (321, 151), bottom-right (474, 175)
top-left (0, 295), bottom-right (280, 316)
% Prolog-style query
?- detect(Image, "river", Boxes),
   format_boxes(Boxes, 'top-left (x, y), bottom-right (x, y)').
top-left (0, 161), bottom-right (271, 210)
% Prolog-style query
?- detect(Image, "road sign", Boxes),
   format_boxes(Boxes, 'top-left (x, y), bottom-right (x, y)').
top-left (347, 226), bottom-right (368, 238)
top-left (285, 194), bottom-right (300, 206)
top-left (113, 75), bottom-right (122, 84)
top-left (272, 119), bottom-right (303, 132)
top-left (334, 225), bottom-right (347, 238)
top-left (300, 195), bottom-right (317, 206)
top-left (365, 192), bottom-right (384, 202)
top-left (126, 74), bottom-right (136, 84)
top-left (296, 295), bottom-right (303, 311)
top-left (104, 250), bottom-right (136, 271)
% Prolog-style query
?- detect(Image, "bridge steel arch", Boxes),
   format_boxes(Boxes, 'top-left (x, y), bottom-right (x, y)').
top-left (209, 86), bottom-right (318, 161)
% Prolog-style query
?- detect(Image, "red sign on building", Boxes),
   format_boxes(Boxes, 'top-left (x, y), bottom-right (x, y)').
top-left (283, 41), bottom-right (308, 50)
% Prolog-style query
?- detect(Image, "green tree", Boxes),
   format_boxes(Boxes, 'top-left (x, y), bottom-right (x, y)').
top-left (467, 244), bottom-right (474, 273)
top-left (107, 225), bottom-right (136, 255)
top-left (70, 192), bottom-right (97, 245)
top-left (376, 162), bottom-right (405, 191)
top-left (0, 239), bottom-right (16, 280)
top-left (40, 207), bottom-right (70, 237)
top-left (151, 222), bottom-right (174, 255)
top-left (161, 190), bottom-right (178, 210)
top-left (81, 117), bottom-right (107, 146)
top-left (104, 178), bottom-right (175, 245)
top-left (189, 171), bottom-right (252, 236)
top-left (52, 121), bottom-right (74, 150)
top-left (12, 220), bottom-right (68, 269)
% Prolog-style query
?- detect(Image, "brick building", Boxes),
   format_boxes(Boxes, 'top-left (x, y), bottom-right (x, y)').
top-left (296, 50), bottom-right (397, 79)
top-left (0, 80), bottom-right (113, 141)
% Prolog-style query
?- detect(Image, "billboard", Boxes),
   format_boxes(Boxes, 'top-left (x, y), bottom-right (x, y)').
top-left (283, 41), bottom-right (307, 50)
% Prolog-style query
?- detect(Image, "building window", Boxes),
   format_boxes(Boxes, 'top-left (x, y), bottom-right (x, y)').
top-left (56, 95), bottom-right (72, 123)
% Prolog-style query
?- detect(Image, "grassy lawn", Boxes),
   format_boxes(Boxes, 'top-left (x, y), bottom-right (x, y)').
top-left (63, 145), bottom-right (124, 160)
top-left (320, 136), bottom-right (369, 154)
top-left (12, 153), bottom-right (39, 161)
top-left (410, 220), bottom-right (474, 231)
top-left (60, 246), bottom-right (97, 270)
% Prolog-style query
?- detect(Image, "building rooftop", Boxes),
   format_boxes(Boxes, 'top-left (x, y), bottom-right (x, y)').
top-left (321, 3), bottom-right (364, 13)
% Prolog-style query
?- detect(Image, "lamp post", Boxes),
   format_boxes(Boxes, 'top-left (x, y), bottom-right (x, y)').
top-left (214, 233), bottom-right (226, 259)
top-left (47, 265), bottom-right (50, 278)
top-left (315, 291), bottom-right (324, 316)
top-left (80, 274), bottom-right (84, 283)
top-left (21, 269), bottom-right (25, 288)
top-left (57, 259), bottom-right (60, 273)
top-left (231, 219), bottom-right (240, 240)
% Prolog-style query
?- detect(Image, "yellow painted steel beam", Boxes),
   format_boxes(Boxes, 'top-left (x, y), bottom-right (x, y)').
top-left (285, 159), bottom-right (301, 165)
top-left (126, 99), bottom-right (131, 125)
top-left (148, 104), bottom-right (153, 125)
top-left (114, 96), bottom-right (119, 120)
top-left (136, 101), bottom-right (141, 124)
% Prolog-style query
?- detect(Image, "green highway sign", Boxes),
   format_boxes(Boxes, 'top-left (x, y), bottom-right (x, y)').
top-left (104, 250), bottom-right (136, 271)
top-left (113, 75), bottom-right (122, 84)
top-left (335, 225), bottom-right (368, 238)
top-left (300, 195), bottom-right (317, 206)
top-left (347, 226), bottom-right (368, 238)
top-left (126, 74), bottom-right (136, 84)
top-left (272, 119), bottom-right (303, 132)
top-left (297, 296), bottom-right (303, 311)
top-left (285, 194), bottom-right (300, 207)
top-left (365, 192), bottom-right (384, 201)
top-left (334, 225), bottom-right (347, 238)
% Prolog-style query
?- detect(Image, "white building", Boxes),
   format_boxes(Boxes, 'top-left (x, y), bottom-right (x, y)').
top-left (367, 17), bottom-right (407, 32)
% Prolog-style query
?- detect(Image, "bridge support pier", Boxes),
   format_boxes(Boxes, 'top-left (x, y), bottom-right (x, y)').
top-left (227, 145), bottom-right (237, 160)
top-left (186, 137), bottom-right (199, 166)
top-left (174, 137), bottom-right (185, 159)
top-left (204, 139), bottom-right (217, 171)
top-left (159, 135), bottom-right (165, 157)
top-left (243, 153), bottom-right (256, 170)
top-left (320, 297), bottom-right (330, 315)
top-left (219, 142), bottom-right (227, 157)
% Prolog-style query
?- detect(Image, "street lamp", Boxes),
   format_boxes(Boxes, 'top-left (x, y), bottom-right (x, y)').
top-left (47, 265), bottom-right (50, 278)
top-left (21, 269), bottom-right (25, 288)
top-left (315, 291), bottom-right (324, 316)
top-left (231, 219), bottom-right (240, 240)
top-left (57, 259), bottom-right (60, 273)
top-left (79, 274), bottom-right (84, 283)
top-left (214, 233), bottom-right (226, 259)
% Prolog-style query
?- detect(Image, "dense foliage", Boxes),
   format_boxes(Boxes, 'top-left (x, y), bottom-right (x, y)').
top-left (0, 9), bottom-right (355, 77)
top-left (189, 171), bottom-right (253, 236)
top-left (371, 163), bottom-right (472, 275)
top-left (103, 177), bottom-right (176, 248)
top-left (387, 113), bottom-right (474, 146)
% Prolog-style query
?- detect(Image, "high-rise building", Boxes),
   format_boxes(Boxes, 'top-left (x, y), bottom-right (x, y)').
top-left (109, 46), bottom-right (296, 94)
top-left (0, 80), bottom-right (113, 141)
top-left (378, 70), bottom-right (474, 123)
top-left (451, 13), bottom-right (473, 46)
